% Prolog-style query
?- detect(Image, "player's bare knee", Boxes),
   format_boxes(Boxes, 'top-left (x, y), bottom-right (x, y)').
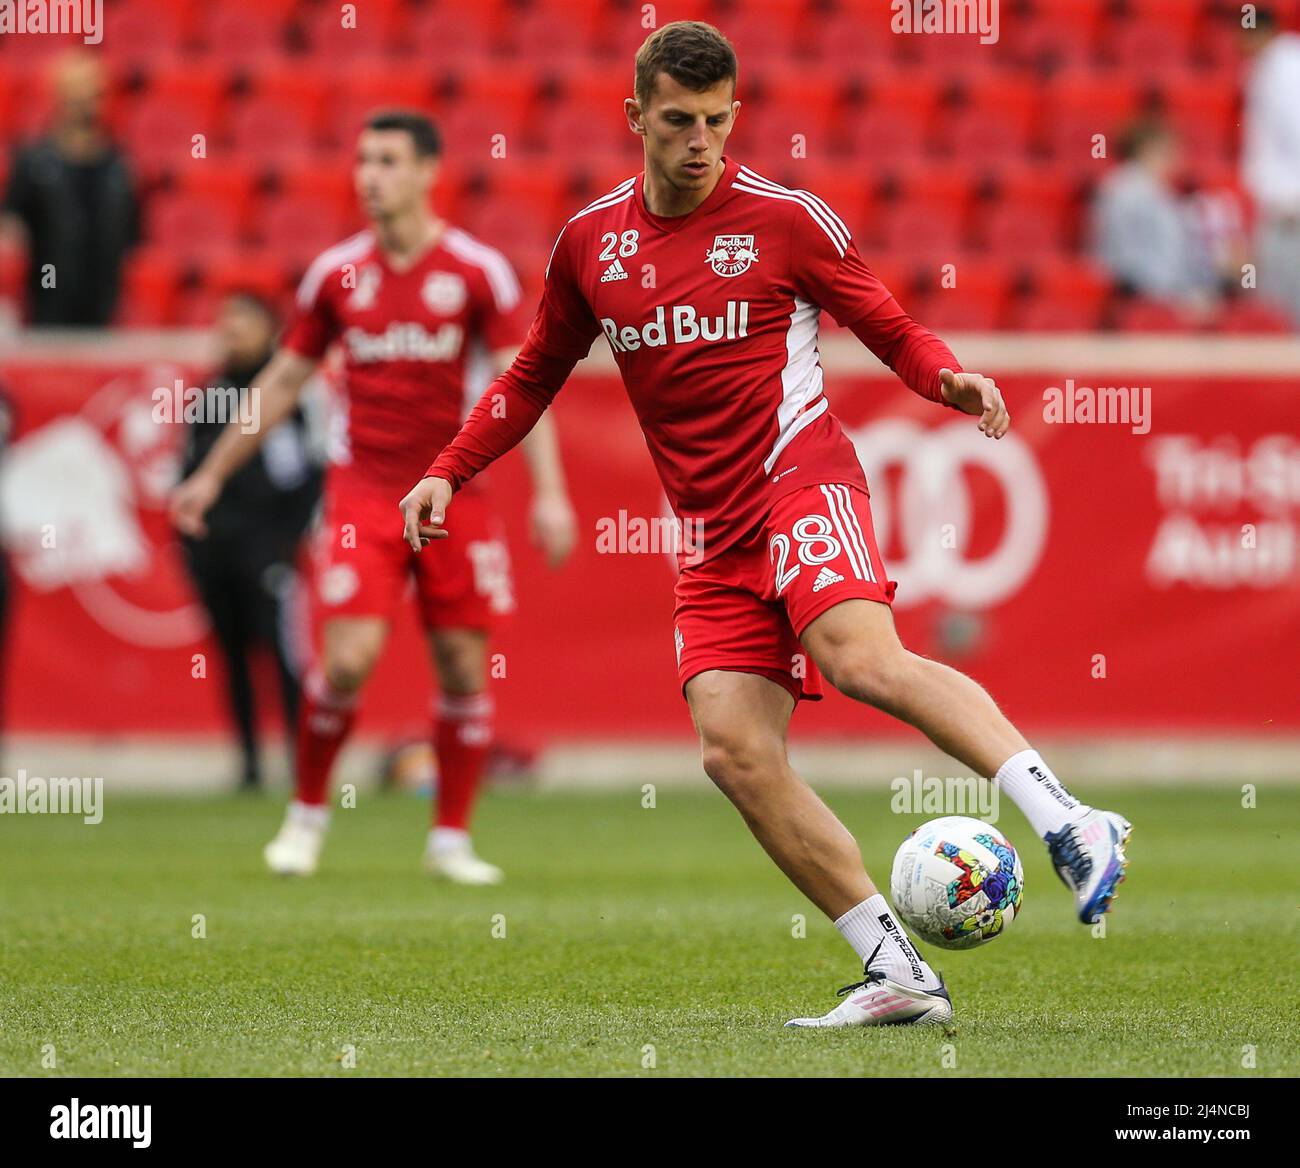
top-left (825, 651), bottom-right (910, 710)
top-left (322, 645), bottom-right (380, 693)
top-left (700, 738), bottom-right (786, 802)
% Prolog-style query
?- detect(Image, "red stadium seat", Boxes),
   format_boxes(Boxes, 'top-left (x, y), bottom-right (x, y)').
top-left (840, 108), bottom-right (930, 169)
top-left (118, 247), bottom-right (184, 326)
top-left (273, 164), bottom-right (356, 224)
top-left (876, 199), bottom-right (971, 264)
top-left (935, 106), bottom-right (1035, 166)
top-left (533, 99), bottom-right (639, 164)
top-left (479, 163), bottom-right (574, 231)
top-left (1217, 299), bottom-right (1295, 334)
top-left (978, 198), bottom-right (1070, 256)
top-left (298, 0), bottom-right (402, 61)
top-left (226, 96), bottom-right (321, 174)
top-left (329, 73), bottom-right (440, 147)
top-left (168, 163), bottom-right (258, 230)
top-left (192, 1), bottom-right (295, 66)
top-left (253, 191), bottom-right (351, 271)
top-left (144, 190), bottom-right (244, 259)
top-left (201, 250), bottom-right (295, 306)
top-left (1112, 299), bottom-right (1199, 332)
top-left (121, 98), bottom-right (220, 181)
top-left (1013, 294), bottom-right (1105, 332)
top-left (94, 2), bottom-right (188, 69)
top-left (803, 6), bottom-right (905, 80)
top-left (1024, 254), bottom-right (1107, 306)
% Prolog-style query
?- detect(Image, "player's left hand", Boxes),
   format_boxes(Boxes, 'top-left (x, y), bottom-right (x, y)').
top-left (939, 369), bottom-right (1010, 439)
top-left (530, 490), bottom-right (578, 568)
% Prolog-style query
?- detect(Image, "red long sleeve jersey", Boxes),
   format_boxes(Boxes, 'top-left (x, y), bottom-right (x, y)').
top-left (429, 157), bottom-right (960, 561)
top-left (284, 226), bottom-right (528, 491)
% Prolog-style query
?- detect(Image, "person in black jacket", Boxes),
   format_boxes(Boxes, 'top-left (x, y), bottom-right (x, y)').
top-left (180, 291), bottom-right (322, 789)
top-left (0, 52), bottom-right (138, 327)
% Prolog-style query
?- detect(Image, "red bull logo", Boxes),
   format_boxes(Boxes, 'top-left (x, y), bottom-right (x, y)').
top-left (706, 234), bottom-right (758, 278)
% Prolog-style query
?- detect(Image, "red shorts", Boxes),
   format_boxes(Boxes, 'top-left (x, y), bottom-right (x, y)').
top-left (673, 482), bottom-right (895, 704)
top-left (311, 477), bottom-right (514, 630)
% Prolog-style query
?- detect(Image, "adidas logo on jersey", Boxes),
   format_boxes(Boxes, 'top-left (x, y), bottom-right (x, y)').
top-left (600, 258), bottom-right (629, 283)
top-left (812, 566), bottom-right (845, 592)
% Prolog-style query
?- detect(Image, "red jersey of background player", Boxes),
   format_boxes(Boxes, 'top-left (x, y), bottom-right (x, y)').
top-left (427, 156), bottom-right (960, 558)
top-left (286, 225), bottom-right (528, 490)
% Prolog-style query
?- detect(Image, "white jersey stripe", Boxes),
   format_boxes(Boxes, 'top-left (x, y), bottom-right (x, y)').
top-left (733, 181), bottom-right (848, 257)
top-left (830, 483), bottom-right (876, 583)
top-left (296, 230), bottom-right (374, 309)
top-left (820, 485), bottom-right (869, 581)
top-left (442, 226), bottom-right (522, 312)
top-left (737, 165), bottom-right (851, 247)
top-left (764, 295), bottom-right (827, 474)
top-left (545, 179), bottom-right (637, 278)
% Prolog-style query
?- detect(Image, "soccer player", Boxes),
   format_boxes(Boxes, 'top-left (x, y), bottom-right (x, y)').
top-left (400, 24), bottom-right (1130, 1025)
top-left (173, 111), bottom-right (577, 884)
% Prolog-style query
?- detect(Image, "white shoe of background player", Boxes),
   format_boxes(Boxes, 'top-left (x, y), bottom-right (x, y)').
top-left (423, 828), bottom-right (504, 885)
top-left (263, 801), bottom-right (330, 876)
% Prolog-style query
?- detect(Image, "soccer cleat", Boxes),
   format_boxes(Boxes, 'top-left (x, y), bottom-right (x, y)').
top-left (784, 969), bottom-right (954, 1029)
top-left (1046, 808), bottom-right (1132, 924)
top-left (263, 803), bottom-right (329, 877)
top-left (423, 839), bottom-right (504, 885)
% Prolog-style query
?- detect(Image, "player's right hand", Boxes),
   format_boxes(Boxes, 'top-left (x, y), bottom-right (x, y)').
top-left (169, 470), bottom-right (223, 538)
top-left (400, 476), bottom-right (454, 551)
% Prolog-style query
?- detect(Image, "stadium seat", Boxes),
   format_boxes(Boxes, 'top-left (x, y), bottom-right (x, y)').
top-left (226, 96), bottom-right (321, 175)
top-left (803, 5), bottom-right (909, 80)
top-left (144, 190), bottom-right (244, 259)
top-left (192, 1), bottom-right (295, 66)
top-left (979, 198), bottom-right (1070, 256)
top-left (1023, 256), bottom-right (1113, 326)
top-left (1112, 298), bottom-right (1199, 331)
top-left (1216, 299), bottom-right (1295, 334)
top-left (252, 191), bottom-right (350, 271)
top-left (117, 247), bottom-right (184, 326)
top-left (533, 100), bottom-right (638, 164)
top-left (297, 0), bottom-right (403, 61)
top-left (121, 98), bottom-right (221, 181)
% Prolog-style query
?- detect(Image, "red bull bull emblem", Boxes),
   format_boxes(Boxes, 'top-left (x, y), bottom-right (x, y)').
top-left (707, 234), bottom-right (758, 278)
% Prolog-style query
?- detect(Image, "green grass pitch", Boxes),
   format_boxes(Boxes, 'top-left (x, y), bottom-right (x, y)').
top-left (2, 783), bottom-right (1295, 1077)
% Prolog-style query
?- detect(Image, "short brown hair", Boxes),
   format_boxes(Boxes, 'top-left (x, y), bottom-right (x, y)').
top-left (634, 21), bottom-right (738, 108)
top-left (365, 110), bottom-right (441, 158)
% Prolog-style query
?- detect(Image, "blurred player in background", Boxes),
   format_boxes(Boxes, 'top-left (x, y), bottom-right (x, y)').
top-left (178, 291), bottom-right (322, 791)
top-left (402, 23), bottom-right (1130, 1025)
top-left (173, 111), bottom-right (577, 883)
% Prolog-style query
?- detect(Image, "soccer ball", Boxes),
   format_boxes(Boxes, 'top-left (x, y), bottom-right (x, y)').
top-left (890, 816), bottom-right (1024, 950)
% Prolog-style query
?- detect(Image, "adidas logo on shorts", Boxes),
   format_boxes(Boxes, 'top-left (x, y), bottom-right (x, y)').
top-left (812, 565), bottom-right (845, 592)
top-left (600, 258), bottom-right (629, 283)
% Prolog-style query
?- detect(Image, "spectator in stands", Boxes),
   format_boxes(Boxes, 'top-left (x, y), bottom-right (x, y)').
top-left (1089, 119), bottom-right (1220, 321)
top-left (179, 292), bottom-right (323, 790)
top-left (1241, 6), bottom-right (1300, 326)
top-left (0, 51), bottom-right (138, 327)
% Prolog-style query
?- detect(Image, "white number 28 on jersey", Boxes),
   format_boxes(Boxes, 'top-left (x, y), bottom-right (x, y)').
top-left (598, 230), bottom-right (639, 261)
top-left (768, 516), bottom-right (842, 594)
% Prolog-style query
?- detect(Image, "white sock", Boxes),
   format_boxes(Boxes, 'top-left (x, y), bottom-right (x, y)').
top-left (835, 894), bottom-right (936, 987)
top-left (429, 826), bottom-right (469, 854)
top-left (289, 801), bottom-right (330, 830)
top-left (995, 749), bottom-right (1085, 837)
